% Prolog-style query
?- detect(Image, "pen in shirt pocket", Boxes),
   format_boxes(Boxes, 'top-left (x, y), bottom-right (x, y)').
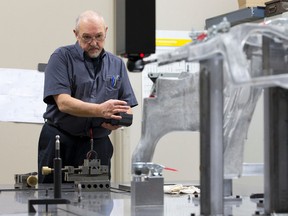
top-left (111, 75), bottom-right (120, 88)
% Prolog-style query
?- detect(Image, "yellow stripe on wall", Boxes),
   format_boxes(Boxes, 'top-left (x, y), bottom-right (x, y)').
top-left (156, 38), bottom-right (192, 47)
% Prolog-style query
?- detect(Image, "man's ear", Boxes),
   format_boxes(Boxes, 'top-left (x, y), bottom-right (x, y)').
top-left (73, 29), bottom-right (78, 37)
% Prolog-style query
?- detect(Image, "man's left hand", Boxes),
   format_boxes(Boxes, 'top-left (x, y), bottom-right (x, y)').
top-left (101, 122), bottom-right (121, 130)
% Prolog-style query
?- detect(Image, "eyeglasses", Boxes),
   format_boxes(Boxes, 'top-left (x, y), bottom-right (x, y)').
top-left (80, 33), bottom-right (106, 43)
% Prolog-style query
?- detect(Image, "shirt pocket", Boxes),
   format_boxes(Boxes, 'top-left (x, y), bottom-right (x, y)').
top-left (105, 75), bottom-right (122, 99)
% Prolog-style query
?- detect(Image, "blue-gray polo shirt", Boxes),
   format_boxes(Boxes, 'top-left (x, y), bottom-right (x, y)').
top-left (43, 42), bottom-right (138, 138)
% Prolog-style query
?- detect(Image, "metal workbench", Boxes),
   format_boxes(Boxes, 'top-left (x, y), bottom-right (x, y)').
top-left (0, 184), bottom-right (263, 215)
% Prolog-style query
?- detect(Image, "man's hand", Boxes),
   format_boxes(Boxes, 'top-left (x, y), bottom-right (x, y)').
top-left (99, 99), bottom-right (130, 120)
top-left (101, 122), bottom-right (121, 130)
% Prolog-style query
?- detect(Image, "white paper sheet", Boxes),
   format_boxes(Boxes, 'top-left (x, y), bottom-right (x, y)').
top-left (0, 68), bottom-right (46, 123)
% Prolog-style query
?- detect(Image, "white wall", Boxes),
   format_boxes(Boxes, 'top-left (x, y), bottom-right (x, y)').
top-left (0, 0), bottom-right (263, 195)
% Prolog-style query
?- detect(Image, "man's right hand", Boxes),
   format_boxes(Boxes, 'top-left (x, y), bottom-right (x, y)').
top-left (99, 99), bottom-right (130, 120)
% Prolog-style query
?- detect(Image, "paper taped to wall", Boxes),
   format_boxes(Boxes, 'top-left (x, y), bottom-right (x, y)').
top-left (0, 68), bottom-right (46, 123)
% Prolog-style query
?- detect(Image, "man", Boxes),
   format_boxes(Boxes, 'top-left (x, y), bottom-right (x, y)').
top-left (38, 10), bottom-right (138, 183)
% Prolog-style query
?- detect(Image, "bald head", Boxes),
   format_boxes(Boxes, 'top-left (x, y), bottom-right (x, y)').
top-left (75, 10), bottom-right (106, 33)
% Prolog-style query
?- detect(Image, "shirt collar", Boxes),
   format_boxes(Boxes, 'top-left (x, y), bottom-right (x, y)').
top-left (75, 42), bottom-right (106, 60)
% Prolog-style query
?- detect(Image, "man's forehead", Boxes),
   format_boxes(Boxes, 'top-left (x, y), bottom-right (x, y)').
top-left (78, 22), bottom-right (105, 33)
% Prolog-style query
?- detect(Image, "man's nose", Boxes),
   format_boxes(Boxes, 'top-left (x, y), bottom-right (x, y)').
top-left (90, 39), bottom-right (98, 46)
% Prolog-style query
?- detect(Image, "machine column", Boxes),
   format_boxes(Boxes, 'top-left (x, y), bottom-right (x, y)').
top-left (264, 87), bottom-right (288, 213)
top-left (263, 36), bottom-right (288, 214)
top-left (200, 55), bottom-right (224, 215)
